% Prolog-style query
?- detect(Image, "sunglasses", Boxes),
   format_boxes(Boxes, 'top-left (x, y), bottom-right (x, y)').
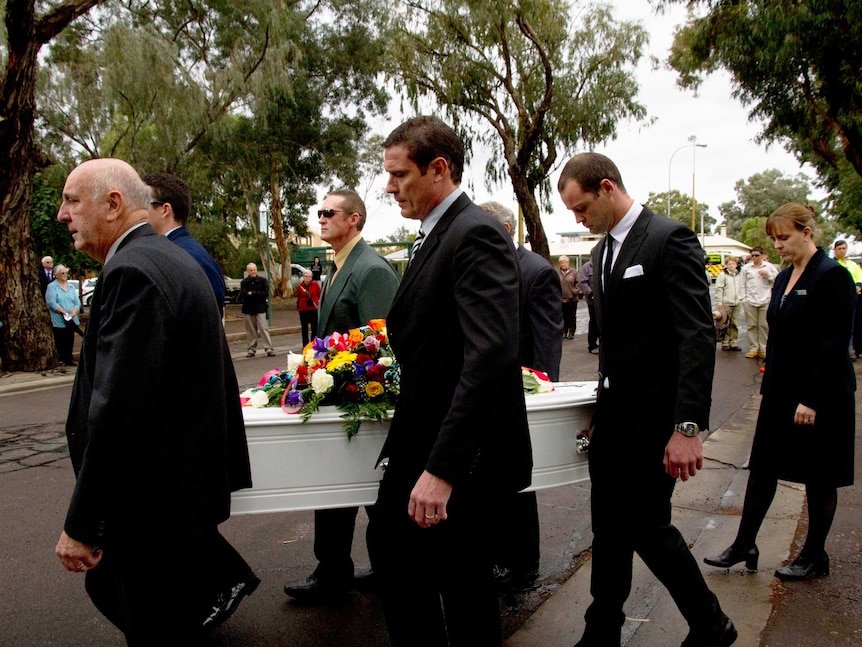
top-left (317, 209), bottom-right (352, 218)
top-left (150, 201), bottom-right (166, 207)
top-left (751, 253), bottom-right (761, 257)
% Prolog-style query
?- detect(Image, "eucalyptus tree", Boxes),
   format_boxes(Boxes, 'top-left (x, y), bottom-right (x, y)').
top-left (661, 1), bottom-right (862, 194)
top-left (717, 169), bottom-right (814, 239)
top-left (645, 189), bottom-right (713, 233)
top-left (188, 2), bottom-right (389, 297)
top-left (1, 0), bottom-right (102, 371)
top-left (1, 0), bottom-right (387, 370)
top-left (385, 0), bottom-right (649, 259)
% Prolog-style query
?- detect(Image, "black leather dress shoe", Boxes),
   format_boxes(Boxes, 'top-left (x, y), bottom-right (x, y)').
top-left (352, 566), bottom-right (376, 590)
top-left (774, 553), bottom-right (829, 581)
top-left (703, 544), bottom-right (759, 571)
top-left (680, 615), bottom-right (737, 647)
top-left (203, 572), bottom-right (261, 631)
top-left (284, 574), bottom-right (351, 604)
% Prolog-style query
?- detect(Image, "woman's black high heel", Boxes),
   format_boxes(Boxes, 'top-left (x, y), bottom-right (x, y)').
top-left (774, 553), bottom-right (829, 581)
top-left (703, 544), bottom-right (759, 571)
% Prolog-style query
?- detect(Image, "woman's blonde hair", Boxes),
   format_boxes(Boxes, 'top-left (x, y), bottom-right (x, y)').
top-left (765, 202), bottom-right (816, 238)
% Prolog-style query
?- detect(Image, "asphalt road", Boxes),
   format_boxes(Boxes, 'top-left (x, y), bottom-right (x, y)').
top-left (2, 304), bottom-right (857, 646)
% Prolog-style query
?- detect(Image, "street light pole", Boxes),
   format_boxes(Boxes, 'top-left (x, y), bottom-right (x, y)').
top-left (667, 136), bottom-right (707, 228)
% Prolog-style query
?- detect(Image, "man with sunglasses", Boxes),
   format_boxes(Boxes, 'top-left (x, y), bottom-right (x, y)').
top-left (283, 188), bottom-right (399, 604)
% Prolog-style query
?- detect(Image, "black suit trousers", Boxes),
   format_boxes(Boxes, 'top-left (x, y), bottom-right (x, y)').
top-left (313, 507), bottom-right (360, 581)
top-left (84, 526), bottom-right (249, 645)
top-left (367, 470), bottom-right (502, 647)
top-left (583, 422), bottom-right (719, 641)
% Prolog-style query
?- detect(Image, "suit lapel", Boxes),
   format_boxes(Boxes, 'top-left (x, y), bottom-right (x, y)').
top-left (603, 209), bottom-right (651, 295)
top-left (391, 193), bottom-right (471, 310)
top-left (318, 238), bottom-right (367, 331)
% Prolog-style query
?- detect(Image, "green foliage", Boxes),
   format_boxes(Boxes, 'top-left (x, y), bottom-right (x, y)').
top-left (645, 189), bottom-right (713, 233)
top-left (385, 0), bottom-right (650, 257)
top-left (665, 0), bottom-right (862, 190)
top-left (826, 157), bottom-right (862, 236)
top-left (30, 168), bottom-right (100, 277)
top-left (718, 169), bottom-right (814, 239)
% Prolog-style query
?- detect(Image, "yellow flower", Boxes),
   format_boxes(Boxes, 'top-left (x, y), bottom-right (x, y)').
top-left (326, 351), bottom-right (358, 372)
top-left (365, 381), bottom-right (384, 398)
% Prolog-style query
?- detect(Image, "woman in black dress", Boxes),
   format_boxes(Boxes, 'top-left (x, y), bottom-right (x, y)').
top-left (705, 203), bottom-right (856, 581)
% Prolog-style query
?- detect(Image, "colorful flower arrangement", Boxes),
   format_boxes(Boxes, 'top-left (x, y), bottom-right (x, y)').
top-left (240, 319), bottom-right (555, 440)
top-left (240, 319), bottom-right (399, 439)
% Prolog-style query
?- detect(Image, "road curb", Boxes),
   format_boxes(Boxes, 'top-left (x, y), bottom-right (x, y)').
top-left (0, 326), bottom-right (301, 396)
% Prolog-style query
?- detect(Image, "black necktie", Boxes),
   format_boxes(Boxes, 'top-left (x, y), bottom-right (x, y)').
top-left (409, 229), bottom-right (426, 266)
top-left (603, 235), bottom-right (614, 293)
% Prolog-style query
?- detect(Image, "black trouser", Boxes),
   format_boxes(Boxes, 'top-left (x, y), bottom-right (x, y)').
top-left (491, 491), bottom-right (540, 573)
top-left (562, 300), bottom-right (577, 337)
top-left (368, 469), bottom-right (502, 646)
top-left (312, 507), bottom-right (361, 582)
top-left (85, 526), bottom-right (251, 645)
top-left (583, 444), bottom-right (721, 643)
top-left (52, 325), bottom-right (75, 364)
top-left (299, 309), bottom-right (318, 347)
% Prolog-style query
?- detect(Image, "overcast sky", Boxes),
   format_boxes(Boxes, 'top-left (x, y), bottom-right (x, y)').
top-left (309, 1), bottom-right (820, 243)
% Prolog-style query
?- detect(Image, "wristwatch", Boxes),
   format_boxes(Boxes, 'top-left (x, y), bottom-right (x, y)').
top-left (674, 421), bottom-right (701, 437)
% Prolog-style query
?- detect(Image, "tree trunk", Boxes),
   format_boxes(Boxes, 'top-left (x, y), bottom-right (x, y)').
top-left (509, 168), bottom-right (550, 260)
top-left (269, 174), bottom-right (291, 298)
top-left (0, 1), bottom-right (55, 371)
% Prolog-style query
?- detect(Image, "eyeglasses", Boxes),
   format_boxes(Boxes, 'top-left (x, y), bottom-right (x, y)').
top-left (150, 201), bottom-right (166, 207)
top-left (751, 253), bottom-right (761, 257)
top-left (317, 209), bottom-right (352, 218)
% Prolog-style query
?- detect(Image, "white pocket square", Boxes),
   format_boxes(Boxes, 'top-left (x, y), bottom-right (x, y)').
top-left (623, 264), bottom-right (644, 279)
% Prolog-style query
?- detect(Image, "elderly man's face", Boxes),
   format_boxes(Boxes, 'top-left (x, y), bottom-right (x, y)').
top-left (247, 265), bottom-right (258, 278)
top-left (57, 167), bottom-right (111, 262)
top-left (42, 258), bottom-right (54, 270)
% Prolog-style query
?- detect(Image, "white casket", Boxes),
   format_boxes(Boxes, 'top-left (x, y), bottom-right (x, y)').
top-left (231, 381), bottom-right (597, 515)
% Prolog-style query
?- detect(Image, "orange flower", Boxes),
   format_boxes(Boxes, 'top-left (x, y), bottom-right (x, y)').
top-left (349, 328), bottom-right (364, 344)
top-left (369, 319), bottom-right (386, 331)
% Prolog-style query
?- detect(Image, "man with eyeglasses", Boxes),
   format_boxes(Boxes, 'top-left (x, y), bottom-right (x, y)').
top-left (283, 187), bottom-right (399, 604)
top-left (739, 246), bottom-right (777, 359)
top-left (144, 173), bottom-right (226, 317)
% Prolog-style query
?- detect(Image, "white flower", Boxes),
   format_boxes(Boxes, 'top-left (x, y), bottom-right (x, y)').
top-left (378, 356), bottom-right (393, 367)
top-left (536, 378), bottom-right (553, 393)
top-left (248, 390), bottom-right (270, 408)
top-left (311, 369), bottom-right (335, 395)
top-left (239, 388), bottom-right (255, 402)
top-left (287, 352), bottom-right (303, 373)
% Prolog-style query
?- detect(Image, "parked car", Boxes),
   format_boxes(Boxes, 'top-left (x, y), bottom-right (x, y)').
top-left (81, 278), bottom-right (98, 306)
